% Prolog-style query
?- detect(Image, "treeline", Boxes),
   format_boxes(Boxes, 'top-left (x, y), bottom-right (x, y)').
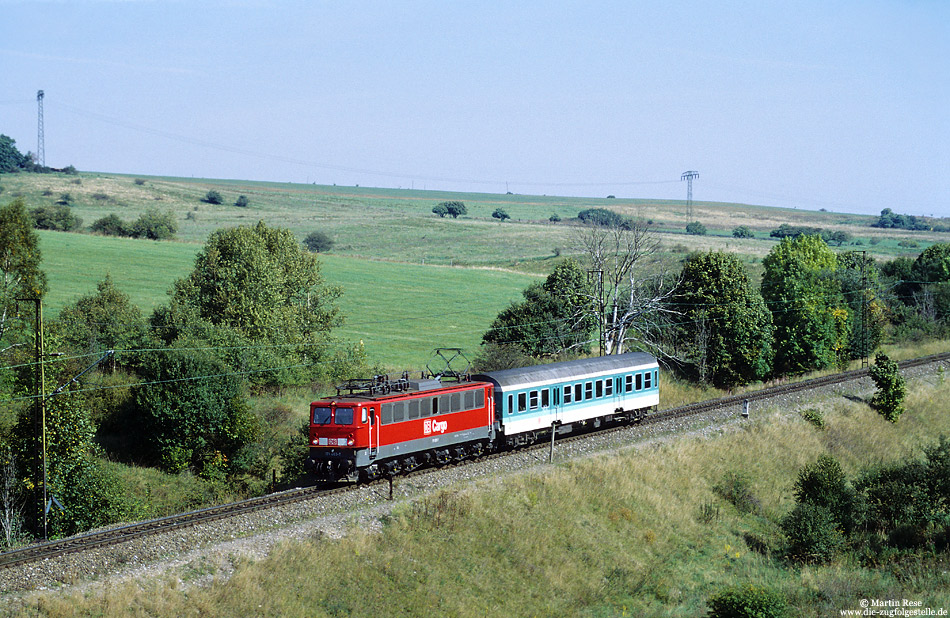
top-left (0, 134), bottom-right (76, 175)
top-left (0, 197), bottom-right (365, 544)
top-left (874, 207), bottom-right (950, 232)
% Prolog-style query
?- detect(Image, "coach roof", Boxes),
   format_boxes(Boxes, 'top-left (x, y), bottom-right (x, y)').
top-left (473, 352), bottom-right (657, 389)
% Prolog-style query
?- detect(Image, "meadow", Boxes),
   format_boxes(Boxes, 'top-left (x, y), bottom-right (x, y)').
top-left (7, 355), bottom-right (950, 616)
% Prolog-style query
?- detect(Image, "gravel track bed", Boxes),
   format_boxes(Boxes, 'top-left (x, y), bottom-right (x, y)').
top-left (1, 360), bottom-right (944, 601)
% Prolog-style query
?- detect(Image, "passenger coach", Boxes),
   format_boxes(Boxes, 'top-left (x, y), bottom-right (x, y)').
top-left (474, 352), bottom-right (659, 447)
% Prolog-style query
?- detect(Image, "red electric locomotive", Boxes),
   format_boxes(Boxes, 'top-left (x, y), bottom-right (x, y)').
top-left (306, 372), bottom-right (495, 481)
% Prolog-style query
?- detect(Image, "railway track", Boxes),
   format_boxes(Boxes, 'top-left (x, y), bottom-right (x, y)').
top-left (3, 351), bottom-right (948, 572)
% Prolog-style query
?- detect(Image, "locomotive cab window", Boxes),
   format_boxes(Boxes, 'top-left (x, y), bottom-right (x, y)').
top-left (334, 407), bottom-right (354, 425)
top-left (313, 406), bottom-right (332, 425)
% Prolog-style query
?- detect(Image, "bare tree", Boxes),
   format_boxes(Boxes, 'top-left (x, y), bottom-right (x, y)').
top-left (572, 221), bottom-right (680, 356)
top-left (0, 448), bottom-right (25, 549)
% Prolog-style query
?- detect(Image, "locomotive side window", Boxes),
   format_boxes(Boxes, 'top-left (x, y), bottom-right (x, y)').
top-left (408, 399), bottom-right (420, 420)
top-left (392, 402), bottom-right (405, 423)
top-left (541, 389), bottom-right (549, 408)
top-left (439, 395), bottom-right (450, 414)
top-left (464, 390), bottom-right (475, 410)
top-left (335, 407), bottom-right (354, 425)
top-left (636, 373), bottom-right (643, 391)
top-left (313, 406), bottom-right (332, 425)
top-left (421, 398), bottom-right (432, 417)
top-left (563, 385), bottom-right (573, 404)
top-left (518, 392), bottom-right (527, 412)
top-left (476, 389), bottom-right (485, 408)
top-left (381, 403), bottom-right (393, 425)
top-left (451, 392), bottom-right (461, 412)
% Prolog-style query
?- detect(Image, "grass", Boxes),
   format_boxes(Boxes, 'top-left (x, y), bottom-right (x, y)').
top-left (8, 361), bottom-right (950, 616)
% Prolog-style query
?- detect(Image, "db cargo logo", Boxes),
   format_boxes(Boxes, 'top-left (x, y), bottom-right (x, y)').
top-left (424, 419), bottom-right (448, 435)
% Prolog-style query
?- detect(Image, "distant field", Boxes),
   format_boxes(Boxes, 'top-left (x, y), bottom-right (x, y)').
top-left (8, 169), bottom-right (950, 368)
top-left (37, 230), bottom-right (537, 370)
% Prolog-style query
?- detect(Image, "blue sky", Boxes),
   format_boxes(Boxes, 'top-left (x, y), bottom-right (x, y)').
top-left (1, 1), bottom-right (947, 216)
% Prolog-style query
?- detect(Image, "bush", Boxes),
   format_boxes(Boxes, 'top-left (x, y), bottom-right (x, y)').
top-left (707, 584), bottom-right (788, 618)
top-left (133, 178), bottom-right (146, 185)
top-left (800, 408), bottom-right (825, 429)
top-left (868, 353), bottom-right (905, 422)
top-left (90, 213), bottom-right (131, 236)
top-left (56, 192), bottom-right (72, 205)
top-left (577, 207), bottom-right (630, 229)
top-left (549, 213), bottom-right (561, 223)
top-left (438, 201), bottom-right (467, 218)
top-left (130, 208), bottom-right (177, 240)
top-left (492, 208), bottom-right (510, 221)
top-left (780, 502), bottom-right (844, 563)
top-left (303, 231), bottom-right (334, 253)
top-left (686, 221), bottom-right (707, 235)
top-left (202, 190), bottom-right (223, 205)
top-left (29, 204), bottom-right (83, 231)
top-left (432, 204), bottom-right (448, 217)
top-left (234, 195), bottom-right (249, 208)
top-left (732, 225), bottom-right (754, 238)
top-left (713, 471), bottom-right (760, 514)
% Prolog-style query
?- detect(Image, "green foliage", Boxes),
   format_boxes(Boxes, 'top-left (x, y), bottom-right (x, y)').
top-left (472, 341), bottom-right (538, 372)
top-left (202, 190), bottom-right (223, 205)
top-left (152, 220), bottom-right (343, 386)
top-left (234, 194), bottom-right (249, 208)
top-left (761, 235), bottom-right (849, 374)
top-left (769, 224), bottom-right (822, 239)
top-left (780, 502), bottom-right (844, 563)
top-left (835, 251), bottom-right (886, 359)
top-left (0, 199), bottom-right (47, 342)
top-left (873, 207), bottom-right (936, 231)
top-left (491, 207), bottom-right (510, 221)
top-left (674, 251), bottom-right (773, 386)
top-left (431, 203), bottom-right (448, 217)
top-left (577, 207), bottom-right (630, 229)
top-left (482, 258), bottom-right (594, 358)
top-left (713, 471), bottom-right (760, 514)
top-left (792, 454), bottom-right (860, 534)
top-left (732, 225), bottom-right (754, 238)
top-left (868, 353), bottom-right (905, 422)
top-left (129, 208), bottom-right (177, 240)
top-left (549, 213), bottom-right (561, 222)
top-left (706, 584), bottom-right (788, 618)
top-left (912, 242), bottom-right (950, 284)
top-left (799, 408), bottom-right (825, 429)
top-left (29, 203), bottom-right (83, 231)
top-left (0, 135), bottom-right (30, 173)
top-left (438, 200), bottom-right (467, 218)
top-left (90, 213), bottom-right (131, 237)
top-left (57, 274), bottom-right (147, 358)
top-left (133, 347), bottom-right (255, 474)
top-left (303, 230), bottom-right (334, 253)
top-left (685, 221), bottom-right (707, 235)
top-left (56, 192), bottom-right (72, 205)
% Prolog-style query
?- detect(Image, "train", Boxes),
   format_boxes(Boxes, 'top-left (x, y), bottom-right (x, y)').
top-left (305, 352), bottom-right (659, 482)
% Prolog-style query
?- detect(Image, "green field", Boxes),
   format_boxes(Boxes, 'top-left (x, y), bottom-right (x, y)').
top-left (6, 169), bottom-right (950, 370)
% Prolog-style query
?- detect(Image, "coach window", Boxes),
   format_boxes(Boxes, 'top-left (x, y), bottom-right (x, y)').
top-left (625, 375), bottom-right (633, 393)
top-left (654, 370), bottom-right (659, 387)
top-left (585, 381), bottom-right (593, 400)
top-left (518, 392), bottom-right (527, 412)
top-left (529, 390), bottom-right (539, 410)
top-left (595, 380), bottom-right (603, 398)
top-left (606, 378), bottom-right (614, 397)
top-left (507, 394), bottom-right (513, 415)
top-left (574, 383), bottom-right (582, 402)
top-left (392, 402), bottom-right (405, 423)
top-left (408, 399), bottom-right (420, 420)
top-left (381, 404), bottom-right (393, 425)
top-left (541, 389), bottom-right (550, 408)
top-left (563, 385), bottom-right (573, 404)
top-left (644, 372), bottom-right (652, 389)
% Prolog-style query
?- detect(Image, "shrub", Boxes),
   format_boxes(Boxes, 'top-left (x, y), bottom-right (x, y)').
top-left (577, 207), bottom-right (630, 228)
top-left (707, 584), bottom-right (788, 618)
top-left (303, 230), bottom-right (334, 253)
top-left (713, 471), bottom-right (760, 514)
top-left (780, 502), bottom-right (844, 563)
top-left (549, 213), bottom-right (561, 223)
top-left (686, 221), bottom-right (707, 235)
top-left (133, 178), bottom-right (146, 185)
top-left (29, 204), bottom-right (83, 231)
top-left (202, 189), bottom-right (223, 205)
top-left (732, 225), bottom-right (754, 238)
top-left (793, 454), bottom-right (859, 533)
top-left (800, 407), bottom-right (825, 429)
top-left (56, 192), bottom-right (72, 205)
top-left (438, 201), bottom-right (466, 218)
top-left (432, 204), bottom-right (448, 217)
top-left (130, 208), bottom-right (177, 240)
top-left (234, 195), bottom-right (249, 208)
top-left (90, 213), bottom-right (130, 237)
top-left (491, 208), bottom-right (510, 221)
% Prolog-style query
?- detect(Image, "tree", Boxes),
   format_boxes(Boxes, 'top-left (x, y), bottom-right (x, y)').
top-left (572, 221), bottom-right (679, 355)
top-left (0, 135), bottom-right (29, 173)
top-left (432, 204), bottom-right (448, 218)
top-left (438, 201), bottom-right (467, 218)
top-left (151, 221), bottom-right (343, 386)
top-left (868, 352), bottom-right (905, 422)
top-left (234, 195), bottom-right (249, 208)
top-left (90, 213), bottom-right (130, 237)
top-left (202, 190), bottom-right (223, 205)
top-left (577, 208), bottom-right (630, 229)
top-left (0, 199), bottom-right (46, 346)
top-left (304, 230), bottom-right (334, 253)
top-left (673, 252), bottom-right (773, 387)
top-left (761, 235), bottom-right (850, 375)
top-left (482, 259), bottom-right (595, 357)
top-left (732, 226), bottom-right (754, 238)
top-left (491, 208), bottom-right (510, 221)
top-left (835, 251), bottom-right (886, 359)
top-left (57, 275), bottom-right (146, 360)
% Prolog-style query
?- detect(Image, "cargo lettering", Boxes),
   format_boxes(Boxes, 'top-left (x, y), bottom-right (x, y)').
top-left (424, 419), bottom-right (448, 435)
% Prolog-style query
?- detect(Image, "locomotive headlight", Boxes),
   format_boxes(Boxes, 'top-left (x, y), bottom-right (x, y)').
top-left (347, 437), bottom-right (355, 446)
top-left (312, 439), bottom-right (318, 445)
